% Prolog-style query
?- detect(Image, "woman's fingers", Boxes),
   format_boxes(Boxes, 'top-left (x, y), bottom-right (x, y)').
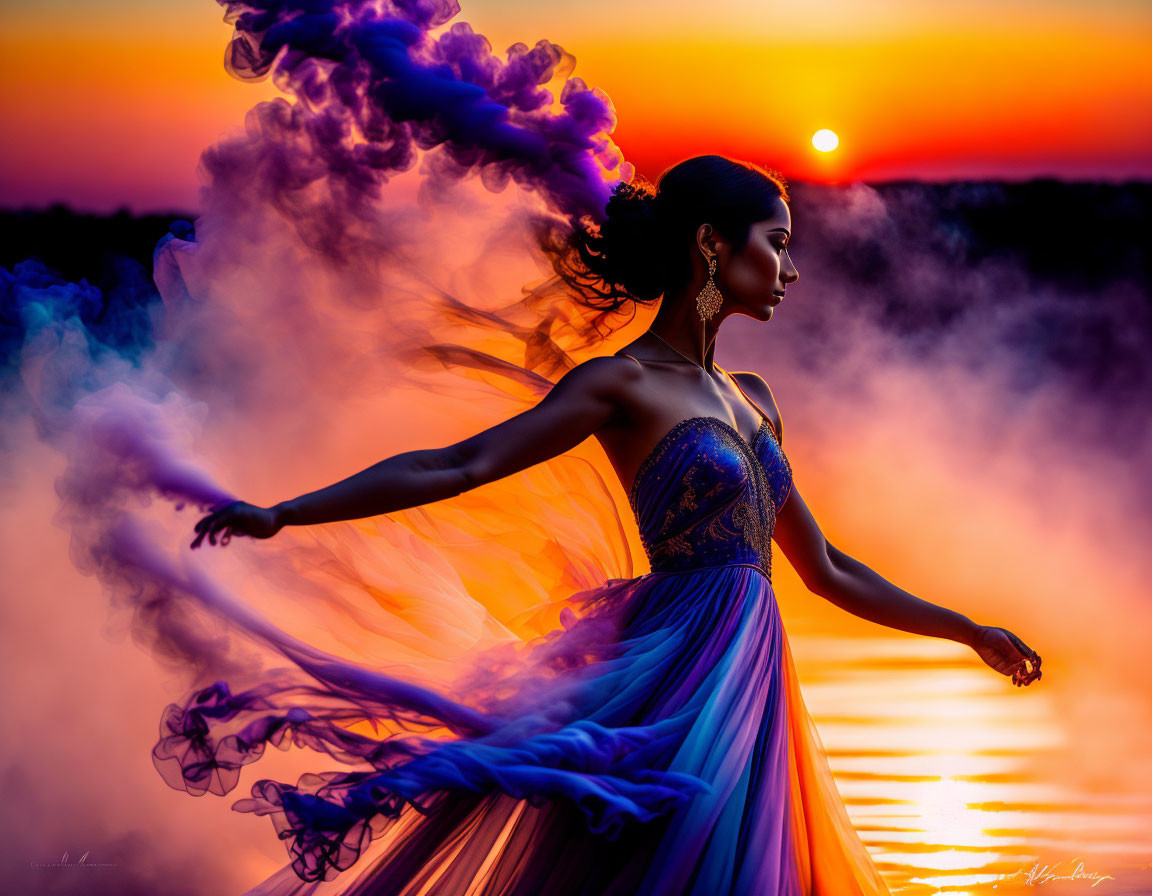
top-left (992, 628), bottom-right (1031, 664)
top-left (975, 627), bottom-right (1042, 686)
top-left (188, 501), bottom-right (277, 549)
top-left (1001, 629), bottom-right (1042, 684)
top-left (193, 503), bottom-right (230, 538)
top-left (195, 501), bottom-right (239, 530)
top-left (192, 513), bottom-right (219, 547)
top-left (1005, 634), bottom-right (1042, 686)
top-left (191, 507), bottom-right (235, 549)
top-left (211, 517), bottom-right (234, 546)
top-left (190, 516), bottom-right (214, 548)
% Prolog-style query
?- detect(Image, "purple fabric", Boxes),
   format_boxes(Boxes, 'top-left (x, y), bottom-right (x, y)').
top-left (151, 411), bottom-right (822, 894)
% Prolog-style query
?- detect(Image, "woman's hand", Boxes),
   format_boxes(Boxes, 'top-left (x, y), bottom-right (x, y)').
top-left (190, 500), bottom-right (282, 549)
top-left (970, 625), bottom-right (1043, 686)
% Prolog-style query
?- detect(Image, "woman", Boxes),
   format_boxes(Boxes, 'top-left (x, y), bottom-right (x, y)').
top-left (185, 156), bottom-right (1041, 895)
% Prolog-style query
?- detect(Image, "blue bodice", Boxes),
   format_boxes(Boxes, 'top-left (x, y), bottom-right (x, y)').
top-left (627, 415), bottom-right (793, 579)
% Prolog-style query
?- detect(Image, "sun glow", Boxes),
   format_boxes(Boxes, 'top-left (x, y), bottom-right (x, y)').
top-left (812, 129), bottom-right (839, 152)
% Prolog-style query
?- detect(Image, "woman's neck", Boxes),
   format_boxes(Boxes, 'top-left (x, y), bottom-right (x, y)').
top-left (646, 308), bottom-right (719, 373)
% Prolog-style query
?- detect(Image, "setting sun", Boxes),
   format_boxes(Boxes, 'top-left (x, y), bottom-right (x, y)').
top-left (812, 129), bottom-right (840, 152)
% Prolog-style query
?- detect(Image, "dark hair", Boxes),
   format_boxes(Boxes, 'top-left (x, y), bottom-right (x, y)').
top-left (541, 155), bottom-right (790, 328)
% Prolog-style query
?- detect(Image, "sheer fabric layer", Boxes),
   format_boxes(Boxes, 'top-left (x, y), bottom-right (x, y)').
top-left (221, 563), bottom-right (888, 896)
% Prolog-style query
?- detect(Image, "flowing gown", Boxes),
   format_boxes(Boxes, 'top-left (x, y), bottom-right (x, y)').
top-left (152, 362), bottom-right (892, 896)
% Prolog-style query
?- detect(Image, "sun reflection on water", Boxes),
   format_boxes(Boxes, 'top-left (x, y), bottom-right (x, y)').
top-left (787, 634), bottom-right (1152, 894)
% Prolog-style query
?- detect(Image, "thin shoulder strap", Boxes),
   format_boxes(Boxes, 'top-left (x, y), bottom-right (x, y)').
top-left (721, 367), bottom-right (780, 441)
top-left (616, 351), bottom-right (644, 368)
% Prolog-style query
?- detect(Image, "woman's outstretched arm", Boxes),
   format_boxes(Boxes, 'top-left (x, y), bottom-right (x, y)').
top-left (191, 356), bottom-right (631, 548)
top-left (773, 480), bottom-right (1042, 684)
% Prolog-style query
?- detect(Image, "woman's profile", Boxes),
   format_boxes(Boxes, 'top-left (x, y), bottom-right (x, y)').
top-left (184, 155), bottom-right (1041, 896)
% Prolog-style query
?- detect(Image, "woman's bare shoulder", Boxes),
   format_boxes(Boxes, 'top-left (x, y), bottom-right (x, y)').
top-left (549, 354), bottom-right (646, 416)
top-left (728, 369), bottom-right (784, 442)
top-left (564, 353), bottom-right (647, 385)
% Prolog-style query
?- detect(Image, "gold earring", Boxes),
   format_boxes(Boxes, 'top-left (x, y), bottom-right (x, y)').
top-left (695, 254), bottom-right (723, 323)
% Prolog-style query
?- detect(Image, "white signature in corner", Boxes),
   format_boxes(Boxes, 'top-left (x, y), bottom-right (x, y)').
top-left (29, 850), bottom-right (119, 869)
top-left (995, 857), bottom-right (1116, 887)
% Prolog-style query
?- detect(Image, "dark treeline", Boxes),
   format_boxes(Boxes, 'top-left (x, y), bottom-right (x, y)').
top-left (1, 203), bottom-right (195, 288)
top-left (3, 179), bottom-right (1150, 401)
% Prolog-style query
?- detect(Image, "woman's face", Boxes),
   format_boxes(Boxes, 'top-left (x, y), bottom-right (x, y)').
top-left (710, 195), bottom-right (798, 322)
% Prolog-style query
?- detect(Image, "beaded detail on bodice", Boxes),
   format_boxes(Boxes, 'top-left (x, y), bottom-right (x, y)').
top-left (619, 361), bottom-right (795, 580)
top-left (628, 415), bottom-right (793, 579)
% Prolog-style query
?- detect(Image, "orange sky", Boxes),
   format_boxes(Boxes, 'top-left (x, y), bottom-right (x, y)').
top-left (1, 0), bottom-right (1150, 212)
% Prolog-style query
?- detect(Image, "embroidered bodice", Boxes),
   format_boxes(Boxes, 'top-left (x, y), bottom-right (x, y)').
top-left (627, 413), bottom-right (793, 579)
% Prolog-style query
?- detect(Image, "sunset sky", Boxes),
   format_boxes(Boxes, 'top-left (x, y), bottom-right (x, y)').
top-left (4, 5), bottom-right (1152, 892)
top-left (1, 0), bottom-right (1150, 212)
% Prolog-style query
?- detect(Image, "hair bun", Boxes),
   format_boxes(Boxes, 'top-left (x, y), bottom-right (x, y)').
top-left (608, 180), bottom-right (661, 229)
top-left (542, 155), bottom-right (790, 325)
top-left (580, 179), bottom-right (668, 304)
